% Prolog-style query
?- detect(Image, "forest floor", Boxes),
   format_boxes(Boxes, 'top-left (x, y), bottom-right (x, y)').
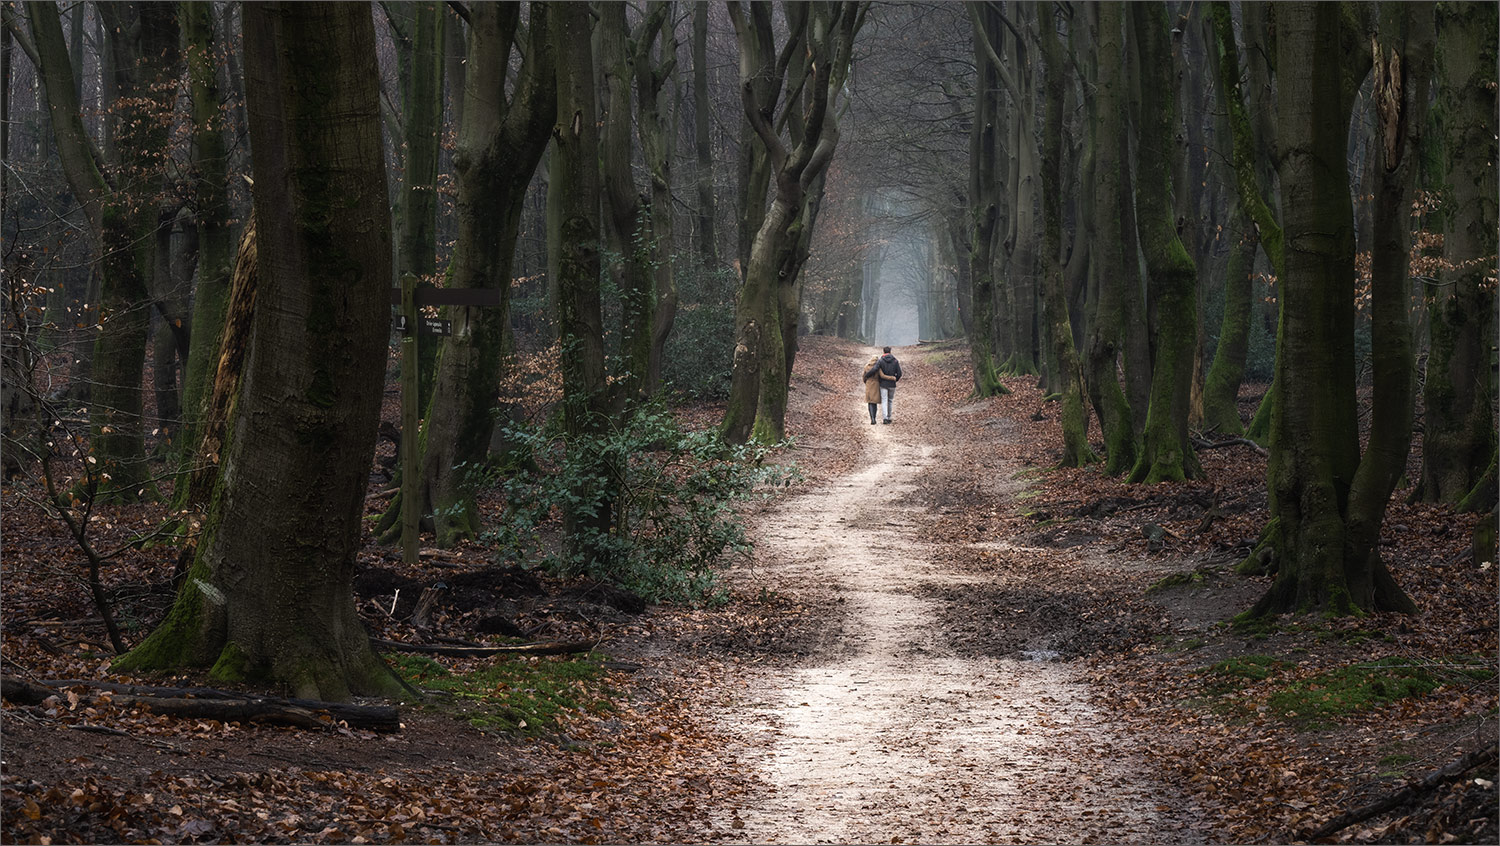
top-left (2, 335), bottom-right (1496, 844)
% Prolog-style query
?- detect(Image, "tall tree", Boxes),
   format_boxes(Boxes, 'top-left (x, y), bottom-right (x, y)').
top-left (963, 1), bottom-right (1008, 397)
top-left (176, 1), bottom-right (236, 505)
top-left (1127, 2), bottom-right (1202, 484)
top-left (720, 1), bottom-right (863, 445)
top-left (1083, 1), bottom-right (1137, 474)
top-left (25, 1), bottom-right (179, 501)
top-left (1036, 1), bottom-right (1092, 466)
top-left (600, 0), bottom-right (678, 401)
top-left (691, 2), bottom-right (718, 270)
top-left (378, 3), bottom-right (555, 547)
top-left (118, 2), bottom-right (404, 698)
top-left (551, 1), bottom-right (613, 565)
top-left (1197, 3), bottom-right (1263, 438)
top-left (1247, 2), bottom-right (1414, 617)
top-left (1419, 1), bottom-right (1497, 509)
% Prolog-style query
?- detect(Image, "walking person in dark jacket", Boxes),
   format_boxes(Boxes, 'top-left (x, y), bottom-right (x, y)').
top-left (874, 347), bottom-right (901, 423)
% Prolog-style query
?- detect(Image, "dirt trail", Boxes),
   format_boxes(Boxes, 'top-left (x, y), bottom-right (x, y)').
top-left (718, 344), bottom-right (1200, 844)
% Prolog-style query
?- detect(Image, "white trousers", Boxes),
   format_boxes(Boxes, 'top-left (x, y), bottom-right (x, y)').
top-left (880, 385), bottom-right (895, 421)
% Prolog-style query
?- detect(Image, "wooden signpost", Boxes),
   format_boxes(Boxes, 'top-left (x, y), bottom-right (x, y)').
top-left (391, 277), bottom-right (502, 564)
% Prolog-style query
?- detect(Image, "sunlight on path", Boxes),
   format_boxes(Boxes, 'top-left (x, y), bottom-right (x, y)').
top-left (716, 352), bottom-right (1197, 844)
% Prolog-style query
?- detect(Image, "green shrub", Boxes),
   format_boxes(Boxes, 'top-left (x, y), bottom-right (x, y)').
top-left (487, 396), bottom-right (798, 603)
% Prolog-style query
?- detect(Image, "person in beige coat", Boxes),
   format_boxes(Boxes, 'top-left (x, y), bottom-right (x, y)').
top-left (862, 355), bottom-right (882, 424)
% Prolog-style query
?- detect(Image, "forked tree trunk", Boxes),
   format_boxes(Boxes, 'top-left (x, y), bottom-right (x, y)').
top-left (720, 1), bottom-right (860, 445)
top-left (1128, 2), bottom-right (1203, 484)
top-left (377, 3), bottom-right (554, 548)
top-left (117, 2), bottom-right (403, 700)
top-left (1249, 2), bottom-right (1414, 618)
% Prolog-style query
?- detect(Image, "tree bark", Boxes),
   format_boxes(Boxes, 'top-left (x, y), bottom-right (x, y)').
top-left (1419, 2), bottom-right (1497, 507)
top-left (1128, 2), bottom-right (1203, 484)
top-left (721, 2), bottom-right (861, 444)
top-left (117, 2), bottom-right (403, 700)
top-left (692, 3), bottom-right (718, 270)
top-left (1037, 1), bottom-right (1093, 467)
top-left (963, 2), bottom-right (1009, 398)
top-left (176, 0), bottom-right (236, 506)
top-left (1249, 2), bottom-right (1412, 618)
top-left (551, 2), bottom-right (614, 567)
top-left (377, 3), bottom-right (554, 548)
top-left (1084, 2), bottom-right (1136, 474)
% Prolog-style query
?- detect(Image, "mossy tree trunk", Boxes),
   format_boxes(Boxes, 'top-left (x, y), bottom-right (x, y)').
top-left (1238, 4), bottom-right (1286, 445)
top-left (379, 3), bottom-right (555, 548)
top-left (600, 1), bottom-right (677, 403)
top-left (1340, 3), bottom-right (1434, 615)
top-left (720, 1), bottom-right (861, 445)
top-left (998, 5), bottom-right (1038, 379)
top-left (1084, 2), bottom-right (1137, 474)
top-left (26, 1), bottom-right (179, 502)
top-left (1248, 2), bottom-right (1414, 618)
top-left (1036, 1), bottom-right (1093, 468)
top-left (551, 2), bottom-right (615, 566)
top-left (1208, 2), bottom-right (1283, 443)
top-left (176, 1), bottom-right (236, 505)
top-left (1419, 1), bottom-right (1497, 507)
top-left (117, 2), bottom-right (404, 699)
top-left (963, 2), bottom-right (1009, 399)
top-left (1128, 2), bottom-right (1202, 484)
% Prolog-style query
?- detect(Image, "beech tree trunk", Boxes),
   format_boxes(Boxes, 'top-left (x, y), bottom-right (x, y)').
top-left (692, 3), bottom-right (718, 270)
top-left (1419, 2), bottom-right (1497, 507)
top-left (1084, 2), bottom-right (1137, 475)
top-left (963, 2), bottom-right (1008, 398)
top-left (1037, 1), bottom-right (1092, 467)
top-left (117, 2), bottom-right (403, 700)
top-left (176, 0), bottom-right (236, 504)
top-left (1128, 2), bottom-right (1203, 484)
top-left (377, 3), bottom-right (554, 548)
top-left (1249, 2), bottom-right (1414, 618)
top-left (720, 1), bottom-right (861, 445)
top-left (551, 2), bottom-right (614, 565)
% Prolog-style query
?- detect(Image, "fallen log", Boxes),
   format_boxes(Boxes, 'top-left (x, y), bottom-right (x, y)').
top-left (1, 676), bottom-right (401, 732)
top-left (370, 637), bottom-right (596, 658)
top-left (1301, 743), bottom-right (1499, 840)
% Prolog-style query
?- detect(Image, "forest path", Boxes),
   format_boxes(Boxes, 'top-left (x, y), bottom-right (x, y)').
top-left (715, 342), bottom-right (1198, 844)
